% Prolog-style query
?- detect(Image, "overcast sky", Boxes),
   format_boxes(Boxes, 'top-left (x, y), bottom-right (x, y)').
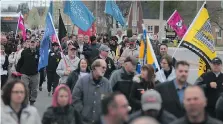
top-left (1, 0), bottom-right (50, 9)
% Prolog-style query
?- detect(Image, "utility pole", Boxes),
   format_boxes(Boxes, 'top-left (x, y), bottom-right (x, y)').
top-left (158, 0), bottom-right (164, 43)
top-left (132, 1), bottom-right (137, 34)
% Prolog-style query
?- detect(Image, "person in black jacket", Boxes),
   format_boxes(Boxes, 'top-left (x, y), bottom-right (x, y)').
top-left (66, 58), bottom-right (90, 91)
top-left (46, 42), bottom-right (61, 96)
top-left (109, 36), bottom-right (118, 53)
top-left (93, 44), bottom-right (116, 79)
top-left (1, 45), bottom-right (9, 88)
top-left (16, 39), bottom-right (40, 105)
top-left (195, 57), bottom-right (223, 118)
top-left (110, 56), bottom-right (137, 102)
top-left (129, 64), bottom-right (158, 112)
top-left (216, 93), bottom-right (223, 122)
top-left (155, 61), bottom-right (190, 118)
top-left (128, 90), bottom-right (177, 124)
top-left (42, 84), bottom-right (82, 124)
top-left (170, 86), bottom-right (223, 124)
top-left (82, 36), bottom-right (100, 66)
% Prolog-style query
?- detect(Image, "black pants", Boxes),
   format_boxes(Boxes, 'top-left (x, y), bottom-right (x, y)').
top-left (39, 68), bottom-right (45, 87)
top-left (1, 75), bottom-right (8, 88)
top-left (47, 71), bottom-right (59, 93)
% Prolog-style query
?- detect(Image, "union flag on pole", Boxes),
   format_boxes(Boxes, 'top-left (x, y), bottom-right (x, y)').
top-left (17, 13), bottom-right (26, 41)
top-left (167, 10), bottom-right (187, 38)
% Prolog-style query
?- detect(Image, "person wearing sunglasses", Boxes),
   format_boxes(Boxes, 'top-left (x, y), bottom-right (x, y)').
top-left (155, 61), bottom-right (190, 118)
top-left (1, 80), bottom-right (41, 124)
top-left (72, 59), bottom-right (112, 124)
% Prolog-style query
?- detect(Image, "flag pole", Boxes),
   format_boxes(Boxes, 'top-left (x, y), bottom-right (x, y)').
top-left (167, 10), bottom-right (177, 23)
top-left (15, 12), bottom-right (21, 40)
top-left (48, 12), bottom-right (68, 67)
top-left (172, 1), bottom-right (206, 58)
top-left (142, 24), bottom-right (165, 82)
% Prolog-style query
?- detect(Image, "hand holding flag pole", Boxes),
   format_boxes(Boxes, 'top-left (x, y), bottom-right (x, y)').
top-left (47, 12), bottom-right (68, 68)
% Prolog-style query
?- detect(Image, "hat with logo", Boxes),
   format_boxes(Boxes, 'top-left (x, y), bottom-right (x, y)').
top-left (99, 44), bottom-right (110, 52)
top-left (211, 57), bottom-right (222, 65)
top-left (141, 90), bottom-right (162, 111)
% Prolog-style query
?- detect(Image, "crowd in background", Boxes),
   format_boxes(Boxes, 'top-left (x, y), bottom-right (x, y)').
top-left (1, 29), bottom-right (223, 124)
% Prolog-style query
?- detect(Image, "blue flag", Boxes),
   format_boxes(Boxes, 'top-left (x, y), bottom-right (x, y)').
top-left (105, 0), bottom-right (125, 26)
top-left (64, 1), bottom-right (95, 31)
top-left (38, 13), bottom-right (55, 71)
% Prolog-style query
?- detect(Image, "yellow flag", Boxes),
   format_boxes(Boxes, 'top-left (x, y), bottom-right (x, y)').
top-left (181, 3), bottom-right (216, 76)
top-left (138, 40), bottom-right (145, 59)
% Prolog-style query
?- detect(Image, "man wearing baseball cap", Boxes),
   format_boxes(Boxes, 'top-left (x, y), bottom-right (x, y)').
top-left (195, 57), bottom-right (223, 117)
top-left (128, 90), bottom-right (176, 124)
top-left (93, 44), bottom-right (116, 79)
top-left (46, 42), bottom-right (61, 95)
top-left (110, 56), bottom-right (137, 102)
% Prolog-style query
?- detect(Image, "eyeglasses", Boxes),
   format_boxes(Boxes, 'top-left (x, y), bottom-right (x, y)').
top-left (12, 91), bottom-right (25, 94)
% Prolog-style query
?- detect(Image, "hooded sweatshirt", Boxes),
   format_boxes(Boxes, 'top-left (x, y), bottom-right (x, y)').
top-left (42, 84), bottom-right (82, 124)
top-left (56, 55), bottom-right (80, 84)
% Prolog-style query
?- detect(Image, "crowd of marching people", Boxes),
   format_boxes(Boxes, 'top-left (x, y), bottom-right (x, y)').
top-left (1, 29), bottom-right (223, 124)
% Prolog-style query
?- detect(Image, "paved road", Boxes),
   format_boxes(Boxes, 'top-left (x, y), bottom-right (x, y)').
top-left (35, 48), bottom-right (223, 118)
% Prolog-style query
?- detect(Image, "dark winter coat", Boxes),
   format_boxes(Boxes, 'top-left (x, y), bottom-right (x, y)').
top-left (170, 115), bottom-right (223, 124)
top-left (155, 80), bottom-right (189, 118)
top-left (66, 70), bottom-right (79, 91)
top-left (16, 48), bottom-right (39, 75)
top-left (82, 43), bottom-right (100, 65)
top-left (2, 55), bottom-right (9, 73)
top-left (110, 67), bottom-right (135, 102)
top-left (42, 105), bottom-right (82, 124)
top-left (216, 93), bottom-right (223, 122)
top-left (128, 110), bottom-right (177, 124)
top-left (47, 50), bottom-right (61, 72)
top-left (129, 75), bottom-right (158, 112)
top-left (195, 71), bottom-right (223, 117)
